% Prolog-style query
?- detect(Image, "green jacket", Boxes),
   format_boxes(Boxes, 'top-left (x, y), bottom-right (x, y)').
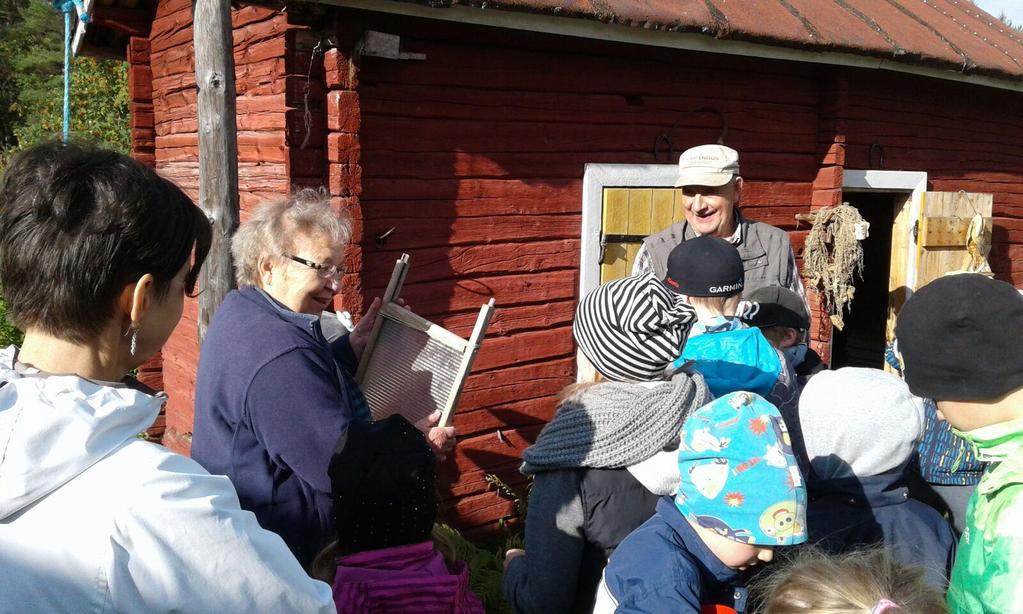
top-left (948, 416), bottom-right (1023, 614)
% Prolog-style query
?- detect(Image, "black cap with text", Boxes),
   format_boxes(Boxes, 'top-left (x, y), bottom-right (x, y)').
top-left (663, 235), bottom-right (744, 298)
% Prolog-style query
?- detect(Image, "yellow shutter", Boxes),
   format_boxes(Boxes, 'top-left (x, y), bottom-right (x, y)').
top-left (600, 187), bottom-right (688, 284)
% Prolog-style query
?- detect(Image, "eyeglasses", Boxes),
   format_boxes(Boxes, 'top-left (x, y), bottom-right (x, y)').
top-left (282, 253), bottom-right (344, 281)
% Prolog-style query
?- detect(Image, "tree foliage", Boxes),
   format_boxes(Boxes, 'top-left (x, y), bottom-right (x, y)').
top-left (0, 0), bottom-right (129, 162)
top-left (0, 0), bottom-right (129, 344)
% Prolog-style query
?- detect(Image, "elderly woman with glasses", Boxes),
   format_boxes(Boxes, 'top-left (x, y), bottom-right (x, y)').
top-left (191, 190), bottom-right (455, 569)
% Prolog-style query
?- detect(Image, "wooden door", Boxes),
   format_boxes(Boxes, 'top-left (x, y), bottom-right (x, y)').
top-left (914, 191), bottom-right (993, 285)
top-left (885, 191), bottom-right (993, 344)
top-left (600, 187), bottom-right (687, 283)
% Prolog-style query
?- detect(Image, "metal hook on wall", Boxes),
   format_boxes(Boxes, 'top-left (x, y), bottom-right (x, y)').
top-left (651, 107), bottom-right (728, 161)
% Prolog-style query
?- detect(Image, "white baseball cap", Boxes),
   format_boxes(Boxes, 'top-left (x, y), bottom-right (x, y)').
top-left (674, 144), bottom-right (740, 188)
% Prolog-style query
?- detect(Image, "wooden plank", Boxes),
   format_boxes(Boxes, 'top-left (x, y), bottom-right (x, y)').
top-left (602, 188), bottom-right (629, 235)
top-left (885, 193), bottom-right (912, 349)
top-left (358, 37), bottom-right (819, 107)
top-left (361, 214), bottom-right (579, 250)
top-left (359, 115), bottom-right (816, 156)
top-left (193, 0), bottom-right (240, 343)
top-left (600, 242), bottom-right (629, 283)
top-left (916, 192), bottom-right (994, 287)
top-left (920, 216), bottom-right (980, 247)
top-left (361, 240), bottom-right (580, 284)
top-left (434, 300), bottom-right (576, 339)
top-left (627, 188), bottom-right (652, 236)
top-left (651, 188), bottom-right (675, 234)
top-left (626, 243), bottom-right (641, 276)
top-left (372, 270), bottom-right (578, 317)
top-left (470, 326), bottom-right (575, 372)
top-left (458, 357), bottom-right (575, 410)
top-left (673, 188), bottom-right (687, 223)
top-left (92, 6), bottom-right (152, 37)
top-left (441, 299), bottom-right (496, 427)
top-left (360, 177), bottom-right (579, 204)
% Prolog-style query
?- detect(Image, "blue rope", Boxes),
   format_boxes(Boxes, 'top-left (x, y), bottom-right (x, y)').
top-left (51, 0), bottom-right (90, 143)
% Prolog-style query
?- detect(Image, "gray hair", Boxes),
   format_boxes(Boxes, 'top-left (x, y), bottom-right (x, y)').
top-left (231, 188), bottom-right (352, 287)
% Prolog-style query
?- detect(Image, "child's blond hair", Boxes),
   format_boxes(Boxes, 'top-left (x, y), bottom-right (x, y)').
top-left (756, 548), bottom-right (947, 614)
top-left (687, 294), bottom-right (742, 318)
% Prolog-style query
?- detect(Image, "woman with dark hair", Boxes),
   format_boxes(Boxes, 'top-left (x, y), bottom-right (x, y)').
top-left (0, 142), bottom-right (334, 611)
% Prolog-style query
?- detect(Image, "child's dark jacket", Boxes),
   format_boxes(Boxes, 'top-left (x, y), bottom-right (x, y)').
top-left (595, 497), bottom-right (746, 614)
top-left (806, 471), bottom-right (956, 589)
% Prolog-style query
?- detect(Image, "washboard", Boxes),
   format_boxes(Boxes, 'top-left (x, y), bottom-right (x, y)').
top-left (354, 254), bottom-right (495, 428)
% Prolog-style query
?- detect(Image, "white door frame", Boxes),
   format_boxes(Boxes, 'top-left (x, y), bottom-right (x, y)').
top-left (580, 163), bottom-right (677, 296)
top-left (581, 166), bottom-right (928, 295)
top-left (842, 170), bottom-right (928, 291)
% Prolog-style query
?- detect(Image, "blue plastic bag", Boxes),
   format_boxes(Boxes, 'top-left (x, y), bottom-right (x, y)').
top-left (675, 328), bottom-right (782, 398)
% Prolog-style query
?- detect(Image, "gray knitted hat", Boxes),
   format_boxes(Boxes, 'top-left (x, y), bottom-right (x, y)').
top-left (521, 370), bottom-right (711, 474)
top-left (800, 367), bottom-right (925, 479)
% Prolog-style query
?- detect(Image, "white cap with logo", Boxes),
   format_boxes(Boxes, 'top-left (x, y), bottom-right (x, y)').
top-left (674, 144), bottom-right (740, 188)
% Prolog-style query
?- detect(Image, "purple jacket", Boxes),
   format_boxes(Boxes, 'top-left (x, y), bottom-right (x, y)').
top-left (332, 541), bottom-right (484, 614)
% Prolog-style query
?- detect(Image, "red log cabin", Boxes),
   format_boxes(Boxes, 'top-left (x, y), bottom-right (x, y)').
top-left (76, 0), bottom-right (1023, 533)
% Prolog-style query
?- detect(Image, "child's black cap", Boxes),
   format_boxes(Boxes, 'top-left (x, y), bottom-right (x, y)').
top-left (742, 286), bottom-right (810, 330)
top-left (329, 414), bottom-right (436, 553)
top-left (896, 274), bottom-right (1023, 401)
top-left (663, 235), bottom-right (744, 297)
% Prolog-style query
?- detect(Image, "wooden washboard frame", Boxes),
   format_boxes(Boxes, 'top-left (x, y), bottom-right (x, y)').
top-left (354, 254), bottom-right (496, 428)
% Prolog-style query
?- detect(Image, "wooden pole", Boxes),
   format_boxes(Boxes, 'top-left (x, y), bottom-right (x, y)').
top-left (193, 0), bottom-right (239, 343)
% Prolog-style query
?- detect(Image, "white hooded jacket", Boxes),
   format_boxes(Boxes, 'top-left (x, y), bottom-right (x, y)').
top-left (0, 347), bottom-right (335, 613)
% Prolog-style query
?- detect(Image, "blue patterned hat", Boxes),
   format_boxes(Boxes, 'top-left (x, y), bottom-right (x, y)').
top-left (675, 391), bottom-right (807, 546)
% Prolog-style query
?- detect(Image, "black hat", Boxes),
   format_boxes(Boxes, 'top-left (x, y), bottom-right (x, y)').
top-left (741, 286), bottom-right (810, 330)
top-left (329, 414), bottom-right (436, 554)
top-left (663, 236), bottom-right (744, 297)
top-left (896, 274), bottom-right (1023, 401)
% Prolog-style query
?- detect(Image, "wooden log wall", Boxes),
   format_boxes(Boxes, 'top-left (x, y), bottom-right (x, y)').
top-left (324, 21), bottom-right (366, 321)
top-left (147, 0), bottom-right (327, 453)
top-left (347, 14), bottom-right (819, 532)
top-left (127, 34), bottom-right (166, 441)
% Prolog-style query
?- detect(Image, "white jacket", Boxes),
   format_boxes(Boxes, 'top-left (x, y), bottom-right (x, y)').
top-left (0, 347), bottom-right (335, 613)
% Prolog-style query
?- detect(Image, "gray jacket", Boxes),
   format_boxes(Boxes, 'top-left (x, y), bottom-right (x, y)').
top-left (638, 211), bottom-right (798, 300)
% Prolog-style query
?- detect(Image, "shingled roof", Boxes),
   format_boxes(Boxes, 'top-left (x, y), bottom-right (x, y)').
top-left (77, 0), bottom-right (1023, 85)
top-left (388, 0), bottom-right (1023, 83)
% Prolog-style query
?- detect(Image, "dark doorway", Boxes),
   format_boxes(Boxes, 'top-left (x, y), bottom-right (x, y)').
top-left (830, 193), bottom-right (899, 369)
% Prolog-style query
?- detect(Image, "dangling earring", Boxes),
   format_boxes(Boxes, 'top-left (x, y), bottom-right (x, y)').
top-left (124, 323), bottom-right (140, 357)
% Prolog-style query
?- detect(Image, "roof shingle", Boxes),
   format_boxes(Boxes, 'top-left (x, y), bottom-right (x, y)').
top-left (435, 0), bottom-right (1023, 81)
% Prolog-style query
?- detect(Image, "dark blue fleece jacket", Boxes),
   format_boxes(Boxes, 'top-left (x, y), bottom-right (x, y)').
top-left (599, 497), bottom-right (747, 613)
top-left (191, 287), bottom-right (367, 567)
top-left (807, 472), bottom-right (957, 589)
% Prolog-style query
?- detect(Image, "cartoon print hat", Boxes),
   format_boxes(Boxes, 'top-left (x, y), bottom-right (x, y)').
top-left (675, 391), bottom-right (807, 546)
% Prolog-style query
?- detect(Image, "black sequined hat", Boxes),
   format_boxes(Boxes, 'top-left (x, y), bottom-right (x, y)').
top-left (329, 414), bottom-right (437, 553)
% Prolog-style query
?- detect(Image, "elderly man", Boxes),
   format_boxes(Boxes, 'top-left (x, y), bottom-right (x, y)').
top-left (632, 144), bottom-right (805, 304)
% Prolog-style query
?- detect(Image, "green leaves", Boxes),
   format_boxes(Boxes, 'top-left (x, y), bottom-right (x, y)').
top-left (0, 293), bottom-right (24, 348)
top-left (0, 0), bottom-right (131, 347)
top-left (0, 0), bottom-right (129, 158)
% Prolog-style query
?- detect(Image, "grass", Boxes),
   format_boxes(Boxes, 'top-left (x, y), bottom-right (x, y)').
top-left (435, 473), bottom-right (530, 613)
